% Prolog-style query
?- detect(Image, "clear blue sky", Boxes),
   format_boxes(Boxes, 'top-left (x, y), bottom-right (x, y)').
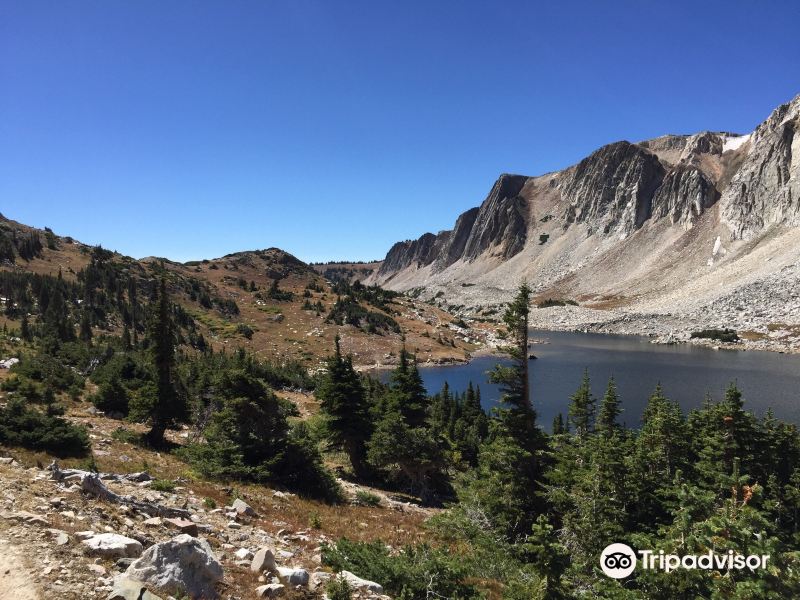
top-left (2, 1), bottom-right (798, 263)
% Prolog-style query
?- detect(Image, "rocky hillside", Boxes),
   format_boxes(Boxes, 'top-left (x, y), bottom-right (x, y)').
top-left (0, 215), bottom-right (484, 368)
top-left (367, 94), bottom-right (800, 352)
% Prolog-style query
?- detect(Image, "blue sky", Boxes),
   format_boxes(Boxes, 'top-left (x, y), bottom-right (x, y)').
top-left (1, 1), bottom-right (798, 263)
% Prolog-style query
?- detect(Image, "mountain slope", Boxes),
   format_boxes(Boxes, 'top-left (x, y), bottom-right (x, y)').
top-left (0, 215), bottom-right (481, 367)
top-left (367, 94), bottom-right (800, 352)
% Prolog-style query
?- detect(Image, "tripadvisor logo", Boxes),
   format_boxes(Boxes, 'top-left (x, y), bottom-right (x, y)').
top-left (600, 543), bottom-right (770, 579)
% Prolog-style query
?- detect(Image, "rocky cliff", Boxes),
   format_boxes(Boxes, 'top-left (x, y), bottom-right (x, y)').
top-left (367, 94), bottom-right (800, 352)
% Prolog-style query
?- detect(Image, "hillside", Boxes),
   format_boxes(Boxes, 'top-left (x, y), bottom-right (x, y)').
top-left (0, 215), bottom-right (483, 368)
top-left (367, 94), bottom-right (800, 352)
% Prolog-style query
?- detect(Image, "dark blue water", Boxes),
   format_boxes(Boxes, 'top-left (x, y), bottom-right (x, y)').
top-left (383, 330), bottom-right (800, 430)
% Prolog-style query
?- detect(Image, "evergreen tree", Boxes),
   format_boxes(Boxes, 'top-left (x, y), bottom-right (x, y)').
top-left (568, 369), bottom-right (595, 441)
top-left (388, 345), bottom-right (428, 428)
top-left (317, 335), bottom-right (372, 478)
top-left (20, 313), bottom-right (31, 341)
top-left (79, 310), bottom-right (92, 342)
top-left (489, 282), bottom-right (539, 453)
top-left (551, 412), bottom-right (566, 435)
top-left (142, 277), bottom-right (185, 445)
top-left (596, 375), bottom-right (621, 434)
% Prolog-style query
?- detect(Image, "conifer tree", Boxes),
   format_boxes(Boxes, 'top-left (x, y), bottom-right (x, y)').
top-left (489, 282), bottom-right (539, 453)
top-left (79, 310), bottom-right (92, 342)
top-left (142, 277), bottom-right (184, 445)
top-left (596, 375), bottom-right (621, 434)
top-left (568, 369), bottom-right (595, 440)
top-left (317, 335), bottom-right (371, 478)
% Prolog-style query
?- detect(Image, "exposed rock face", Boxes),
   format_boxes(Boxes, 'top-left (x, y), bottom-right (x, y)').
top-left (651, 165), bottom-right (718, 226)
top-left (460, 174), bottom-right (529, 260)
top-left (679, 131), bottom-right (724, 160)
top-left (722, 96), bottom-right (800, 239)
top-left (561, 141), bottom-right (666, 236)
top-left (124, 534), bottom-right (223, 599)
top-left (376, 174), bottom-right (529, 278)
top-left (379, 233), bottom-right (439, 275)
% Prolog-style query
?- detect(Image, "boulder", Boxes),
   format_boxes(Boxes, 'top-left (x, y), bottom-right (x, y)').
top-left (341, 570), bottom-right (384, 593)
top-left (277, 566), bottom-right (309, 587)
top-left (164, 517), bottom-right (198, 537)
top-left (82, 533), bottom-right (143, 559)
top-left (232, 498), bottom-right (257, 516)
top-left (255, 583), bottom-right (285, 597)
top-left (309, 571), bottom-right (333, 591)
top-left (124, 534), bottom-right (223, 599)
top-left (235, 547), bottom-right (253, 560)
top-left (250, 547), bottom-right (278, 574)
top-left (107, 577), bottom-right (164, 600)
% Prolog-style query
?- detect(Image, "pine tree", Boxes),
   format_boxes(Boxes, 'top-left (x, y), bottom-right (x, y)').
top-left (143, 277), bottom-right (184, 445)
top-left (79, 310), bottom-right (92, 343)
top-left (596, 375), bottom-right (621, 435)
top-left (121, 324), bottom-right (131, 351)
top-left (20, 314), bottom-right (31, 341)
top-left (568, 369), bottom-right (595, 441)
top-left (489, 282), bottom-right (539, 453)
top-left (389, 345), bottom-right (428, 428)
top-left (551, 412), bottom-right (566, 435)
top-left (317, 335), bottom-right (372, 478)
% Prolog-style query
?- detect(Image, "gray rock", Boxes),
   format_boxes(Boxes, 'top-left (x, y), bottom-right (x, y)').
top-left (276, 566), bottom-right (309, 587)
top-left (107, 577), bottom-right (164, 600)
top-left (255, 583), bottom-right (285, 598)
top-left (341, 570), bottom-right (384, 593)
top-left (232, 498), bottom-right (257, 516)
top-left (250, 547), bottom-right (277, 574)
top-left (124, 534), bottom-right (223, 599)
top-left (83, 533), bottom-right (143, 559)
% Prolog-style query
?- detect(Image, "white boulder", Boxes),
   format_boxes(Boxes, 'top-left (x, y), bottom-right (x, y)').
top-left (124, 534), bottom-right (223, 599)
top-left (82, 533), bottom-right (143, 558)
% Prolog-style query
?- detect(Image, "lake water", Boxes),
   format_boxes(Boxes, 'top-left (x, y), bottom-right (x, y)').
top-left (403, 330), bottom-right (800, 430)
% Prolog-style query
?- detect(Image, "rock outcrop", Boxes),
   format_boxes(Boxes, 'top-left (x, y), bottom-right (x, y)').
top-left (560, 141), bottom-right (666, 236)
top-left (376, 174), bottom-right (529, 278)
top-left (651, 165), bottom-right (718, 226)
top-left (722, 95), bottom-right (800, 239)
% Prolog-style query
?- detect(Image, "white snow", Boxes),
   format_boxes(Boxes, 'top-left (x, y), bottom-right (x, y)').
top-left (722, 133), bottom-right (751, 153)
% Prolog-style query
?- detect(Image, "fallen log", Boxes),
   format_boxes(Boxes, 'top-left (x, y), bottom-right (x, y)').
top-left (48, 461), bottom-right (191, 519)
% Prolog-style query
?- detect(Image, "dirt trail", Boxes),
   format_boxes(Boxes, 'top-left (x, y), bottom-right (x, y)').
top-left (0, 538), bottom-right (40, 600)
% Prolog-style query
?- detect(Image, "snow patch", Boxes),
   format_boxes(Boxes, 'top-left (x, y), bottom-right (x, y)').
top-left (722, 134), bottom-right (751, 153)
top-left (712, 236), bottom-right (722, 256)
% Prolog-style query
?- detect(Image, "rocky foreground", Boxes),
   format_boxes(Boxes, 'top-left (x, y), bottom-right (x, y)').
top-left (0, 456), bottom-right (403, 600)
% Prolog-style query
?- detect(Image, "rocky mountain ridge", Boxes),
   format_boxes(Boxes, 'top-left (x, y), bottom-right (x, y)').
top-left (367, 94), bottom-right (800, 352)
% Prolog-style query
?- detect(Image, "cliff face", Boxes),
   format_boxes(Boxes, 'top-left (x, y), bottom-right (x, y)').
top-left (651, 165), bottom-right (718, 226)
top-left (376, 174), bottom-right (529, 278)
top-left (560, 141), bottom-right (666, 236)
top-left (368, 94), bottom-right (800, 335)
top-left (722, 96), bottom-right (800, 239)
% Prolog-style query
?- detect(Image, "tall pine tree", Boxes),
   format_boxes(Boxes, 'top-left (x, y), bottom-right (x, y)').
top-left (317, 335), bottom-right (372, 478)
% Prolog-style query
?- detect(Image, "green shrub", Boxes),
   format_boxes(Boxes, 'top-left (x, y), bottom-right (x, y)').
top-left (90, 377), bottom-right (129, 415)
top-left (690, 328), bottom-right (739, 342)
top-left (0, 398), bottom-right (90, 457)
top-left (536, 298), bottom-right (578, 308)
top-left (355, 490), bottom-right (381, 507)
top-left (151, 479), bottom-right (176, 492)
top-left (327, 576), bottom-right (353, 600)
top-left (322, 538), bottom-right (479, 599)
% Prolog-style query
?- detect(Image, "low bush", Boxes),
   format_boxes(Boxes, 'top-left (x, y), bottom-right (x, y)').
top-left (322, 538), bottom-right (479, 599)
top-left (536, 298), bottom-right (578, 308)
top-left (690, 328), bottom-right (740, 342)
top-left (355, 490), bottom-right (381, 507)
top-left (0, 398), bottom-right (90, 457)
